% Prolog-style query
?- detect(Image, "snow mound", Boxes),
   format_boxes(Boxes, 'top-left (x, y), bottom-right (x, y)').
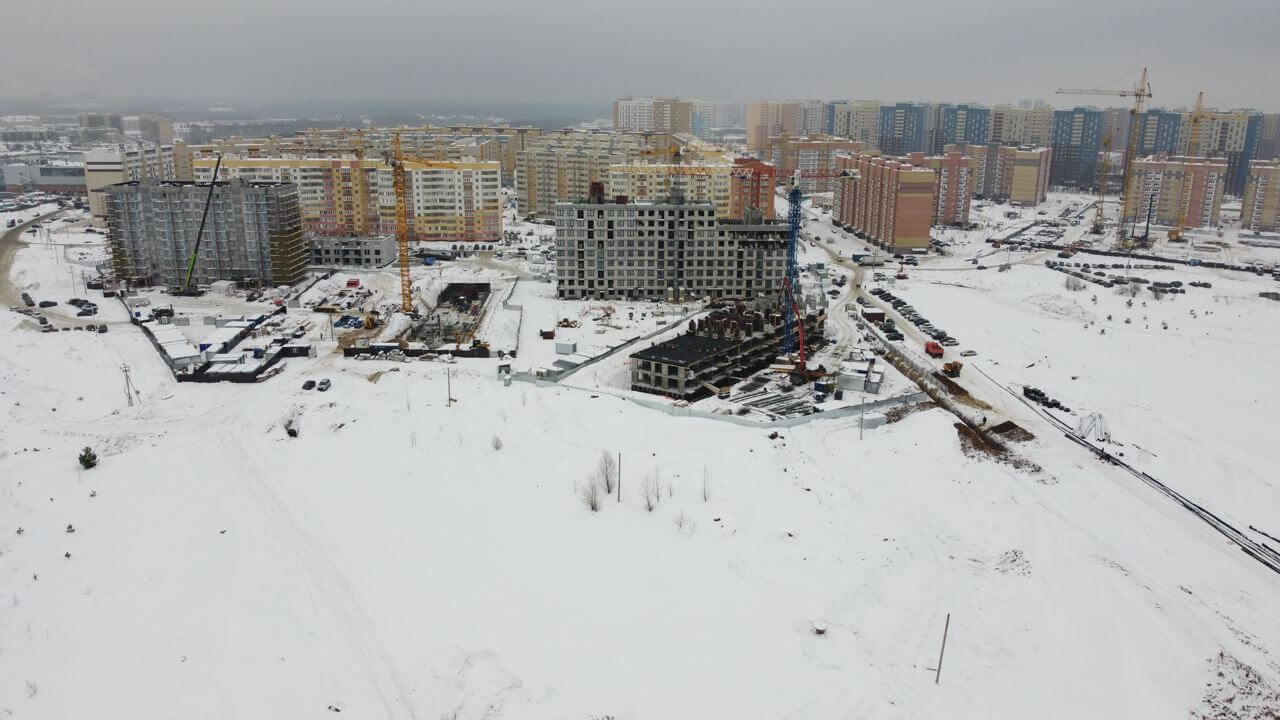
top-left (1020, 293), bottom-right (1095, 323)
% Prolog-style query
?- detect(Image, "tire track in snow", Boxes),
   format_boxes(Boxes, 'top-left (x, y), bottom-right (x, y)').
top-left (216, 432), bottom-right (421, 719)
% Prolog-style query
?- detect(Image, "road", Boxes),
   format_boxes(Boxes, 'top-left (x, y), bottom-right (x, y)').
top-left (0, 208), bottom-right (66, 308)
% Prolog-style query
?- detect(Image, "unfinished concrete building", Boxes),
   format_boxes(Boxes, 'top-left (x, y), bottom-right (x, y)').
top-left (105, 179), bottom-right (307, 288)
top-left (630, 306), bottom-right (825, 400)
top-left (553, 188), bottom-right (787, 302)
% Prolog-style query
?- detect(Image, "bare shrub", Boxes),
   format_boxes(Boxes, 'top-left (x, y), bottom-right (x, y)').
top-left (596, 451), bottom-right (617, 494)
top-left (580, 476), bottom-right (603, 512)
top-left (491, 435), bottom-right (503, 451)
top-left (1063, 276), bottom-right (1085, 291)
top-left (641, 473), bottom-right (662, 512)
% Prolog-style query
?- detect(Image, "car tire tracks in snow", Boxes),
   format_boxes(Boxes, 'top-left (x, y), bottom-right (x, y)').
top-left (215, 431), bottom-right (421, 720)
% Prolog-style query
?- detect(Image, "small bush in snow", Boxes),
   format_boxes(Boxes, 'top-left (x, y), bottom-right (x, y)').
top-left (580, 477), bottom-right (604, 512)
top-left (641, 474), bottom-right (662, 512)
top-left (78, 447), bottom-right (97, 470)
top-left (596, 452), bottom-right (617, 494)
top-left (491, 435), bottom-right (503, 451)
top-left (1063, 276), bottom-right (1085, 292)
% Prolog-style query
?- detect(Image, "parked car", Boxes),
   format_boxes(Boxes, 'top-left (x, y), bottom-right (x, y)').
top-left (38, 300), bottom-right (57, 308)
top-left (941, 338), bottom-right (960, 347)
top-left (302, 380), bottom-right (316, 390)
top-left (97, 324), bottom-right (107, 333)
top-left (76, 308), bottom-right (94, 317)
top-left (317, 378), bottom-right (331, 392)
top-left (960, 350), bottom-right (977, 357)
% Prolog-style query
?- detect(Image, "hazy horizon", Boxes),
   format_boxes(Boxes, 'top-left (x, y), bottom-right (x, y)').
top-left (2, 0), bottom-right (1278, 113)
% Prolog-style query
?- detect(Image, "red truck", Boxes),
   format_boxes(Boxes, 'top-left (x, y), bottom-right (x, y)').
top-left (924, 341), bottom-right (944, 358)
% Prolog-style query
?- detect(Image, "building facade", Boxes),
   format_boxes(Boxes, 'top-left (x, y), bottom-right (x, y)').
top-left (904, 151), bottom-right (977, 225)
top-left (310, 234), bottom-right (396, 267)
top-left (105, 180), bottom-right (307, 288)
top-left (989, 104), bottom-right (1054, 147)
top-left (138, 115), bottom-right (174, 146)
top-left (833, 153), bottom-right (936, 252)
top-left (553, 193), bottom-right (787, 301)
top-left (832, 101), bottom-right (881, 148)
top-left (1134, 109), bottom-right (1184, 156)
top-left (878, 103), bottom-right (929, 155)
top-left (514, 131), bottom-right (671, 216)
top-left (1179, 111), bottom-right (1263, 196)
top-left (728, 158), bottom-right (777, 222)
top-left (2, 163), bottom-right (86, 194)
top-left (607, 163), bottom-right (735, 217)
top-left (766, 134), bottom-right (866, 193)
top-left (1242, 159), bottom-right (1280, 232)
top-left (950, 144), bottom-right (1052, 205)
top-left (84, 145), bottom-right (177, 224)
top-left (1050, 107), bottom-right (1103, 188)
top-left (612, 98), bottom-right (698, 134)
top-left (939, 104), bottom-right (991, 153)
top-left (1125, 155), bottom-right (1228, 229)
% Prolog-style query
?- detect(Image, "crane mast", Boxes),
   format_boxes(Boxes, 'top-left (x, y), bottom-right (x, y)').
top-left (392, 132), bottom-right (413, 313)
top-left (1170, 92), bottom-right (1208, 241)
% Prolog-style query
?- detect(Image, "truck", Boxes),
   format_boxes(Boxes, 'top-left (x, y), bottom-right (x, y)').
top-left (942, 361), bottom-right (963, 377)
top-left (924, 341), bottom-right (944, 358)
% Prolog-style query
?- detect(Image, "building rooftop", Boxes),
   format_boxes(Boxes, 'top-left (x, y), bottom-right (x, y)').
top-left (633, 333), bottom-right (737, 366)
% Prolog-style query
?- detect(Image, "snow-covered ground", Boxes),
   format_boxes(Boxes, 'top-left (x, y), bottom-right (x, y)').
top-left (3, 194), bottom-right (1280, 719)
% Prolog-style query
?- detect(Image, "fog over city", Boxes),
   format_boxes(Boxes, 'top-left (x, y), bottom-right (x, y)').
top-left (2, 0), bottom-right (1278, 110)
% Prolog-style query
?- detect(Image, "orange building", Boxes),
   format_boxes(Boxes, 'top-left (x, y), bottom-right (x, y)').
top-left (834, 153), bottom-right (936, 252)
top-left (904, 150), bottom-right (976, 226)
top-left (729, 158), bottom-right (777, 221)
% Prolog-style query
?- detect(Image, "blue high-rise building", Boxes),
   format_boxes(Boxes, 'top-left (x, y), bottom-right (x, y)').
top-left (1050, 107), bottom-right (1103, 188)
top-left (878, 103), bottom-right (928, 155)
top-left (940, 104), bottom-right (991, 152)
top-left (1135, 109), bottom-right (1183, 156)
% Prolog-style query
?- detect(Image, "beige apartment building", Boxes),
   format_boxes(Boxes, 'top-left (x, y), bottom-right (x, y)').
top-left (607, 163), bottom-right (734, 217)
top-left (83, 144), bottom-right (177, 224)
top-left (514, 131), bottom-right (674, 216)
top-left (948, 144), bottom-right (1052, 205)
top-left (834, 153), bottom-right (936, 252)
top-left (766, 134), bottom-right (865, 193)
top-left (988, 105), bottom-right (1054, 147)
top-left (832, 101), bottom-right (881, 148)
top-left (1242, 159), bottom-right (1280, 232)
top-left (1125, 155), bottom-right (1228, 229)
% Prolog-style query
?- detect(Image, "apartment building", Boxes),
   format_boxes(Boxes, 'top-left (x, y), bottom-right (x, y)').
top-left (833, 153), bottom-right (936, 252)
top-left (938, 104), bottom-right (990, 153)
top-left (878, 103), bottom-right (929, 155)
top-left (310, 234), bottom-right (396, 267)
top-left (1178, 111), bottom-right (1263, 195)
top-left (1099, 108), bottom-right (1131, 152)
top-left (746, 101), bottom-right (791, 151)
top-left (728, 158), bottom-right (777, 222)
top-left (104, 179), bottom-right (307, 288)
top-left (1050, 107), bottom-right (1103, 189)
top-left (710, 102), bottom-right (747, 128)
top-left (1134, 109), bottom-right (1183, 156)
top-left (192, 156), bottom-right (502, 243)
top-left (138, 115), bottom-right (174, 145)
top-left (949, 144), bottom-right (1052, 205)
top-left (612, 97), bottom-right (698, 134)
top-left (989, 104), bottom-right (1054, 147)
top-left (1242, 159), bottom-right (1280, 232)
top-left (83, 144), bottom-right (177, 224)
top-left (607, 163), bottom-right (735, 217)
top-left (904, 151), bottom-right (977, 225)
top-left (514, 131), bottom-right (670, 216)
top-left (1258, 114), bottom-right (1280, 162)
top-left (1125, 155), bottom-right (1228, 229)
top-left (765, 134), bottom-right (866, 193)
top-left (832, 101), bottom-right (881, 148)
top-left (553, 190), bottom-right (787, 302)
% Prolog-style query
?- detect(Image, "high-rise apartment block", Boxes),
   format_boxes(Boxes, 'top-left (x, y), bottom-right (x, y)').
top-left (989, 104), bottom-right (1054, 147)
top-left (948, 144), bottom-right (1052, 206)
top-left (878, 103), bottom-right (929, 155)
top-left (1179, 111), bottom-right (1263, 195)
top-left (765, 134), bottom-right (866, 193)
top-left (831, 101), bottom-right (881, 148)
top-left (612, 98), bottom-right (698, 134)
top-left (105, 180), bottom-right (308, 288)
top-left (1258, 114), bottom-right (1280, 162)
top-left (192, 156), bottom-right (501, 243)
top-left (903, 151), bottom-right (977, 225)
top-left (1242, 159), bottom-right (1280, 232)
top-left (138, 115), bottom-right (174, 145)
top-left (728, 158), bottom-right (777, 222)
top-left (939, 105), bottom-right (991, 152)
top-left (1126, 155), bottom-right (1227, 229)
top-left (553, 190), bottom-right (787, 302)
top-left (1050, 107), bottom-right (1103, 188)
top-left (607, 163), bottom-right (735, 217)
top-left (1134, 109), bottom-right (1183, 156)
top-left (710, 102), bottom-right (747, 128)
top-left (833, 153), bottom-right (936, 252)
top-left (514, 131), bottom-right (671, 216)
top-left (84, 145), bottom-right (177, 224)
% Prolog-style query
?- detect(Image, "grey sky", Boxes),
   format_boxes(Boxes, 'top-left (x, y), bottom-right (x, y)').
top-left (2, 0), bottom-right (1277, 111)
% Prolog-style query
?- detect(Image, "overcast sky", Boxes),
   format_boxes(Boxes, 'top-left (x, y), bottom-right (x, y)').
top-left (2, 0), bottom-right (1277, 111)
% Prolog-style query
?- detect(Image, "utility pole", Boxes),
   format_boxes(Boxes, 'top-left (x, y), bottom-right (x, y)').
top-left (933, 613), bottom-right (951, 685)
top-left (121, 364), bottom-right (136, 407)
top-left (616, 452), bottom-right (622, 503)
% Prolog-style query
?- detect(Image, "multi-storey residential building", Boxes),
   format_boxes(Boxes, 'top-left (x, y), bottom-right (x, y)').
top-left (553, 189), bottom-right (787, 301)
top-left (792, 100), bottom-right (829, 136)
top-left (1178, 110), bottom-right (1263, 195)
top-left (710, 102), bottom-right (747, 128)
top-left (80, 113), bottom-right (123, 130)
top-left (138, 115), bottom-right (174, 146)
top-left (746, 101), bottom-right (791, 151)
top-left (514, 131), bottom-right (670, 216)
top-left (612, 98), bottom-right (698, 134)
top-left (950, 144), bottom-right (1052, 206)
top-left (989, 105), bottom-right (1054, 147)
top-left (833, 152), bottom-right (936, 252)
top-left (904, 151), bottom-right (977, 225)
top-left (192, 156), bottom-right (502, 243)
top-left (84, 144), bottom-right (177, 224)
top-left (1134, 109), bottom-right (1183, 156)
top-left (1258, 114), bottom-right (1280, 162)
top-left (310, 234), bottom-right (396, 267)
top-left (1242, 159), bottom-right (1280, 232)
top-left (1125, 155), bottom-right (1227, 229)
top-left (728, 158), bottom-right (777, 222)
top-left (104, 179), bottom-right (307, 287)
top-left (766, 134), bottom-right (866, 194)
top-left (832, 101), bottom-right (881, 148)
top-left (939, 105), bottom-right (990, 153)
top-left (607, 163), bottom-right (735, 217)
top-left (1099, 108), bottom-right (1132, 153)
top-left (1050, 107), bottom-right (1103, 188)
top-left (878, 103), bottom-right (929, 155)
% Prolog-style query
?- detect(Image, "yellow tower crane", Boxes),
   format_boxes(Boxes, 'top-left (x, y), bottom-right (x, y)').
top-left (391, 132), bottom-right (413, 313)
top-left (1169, 92), bottom-right (1208, 241)
top-left (1092, 132), bottom-right (1112, 234)
top-left (1057, 67), bottom-right (1153, 232)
